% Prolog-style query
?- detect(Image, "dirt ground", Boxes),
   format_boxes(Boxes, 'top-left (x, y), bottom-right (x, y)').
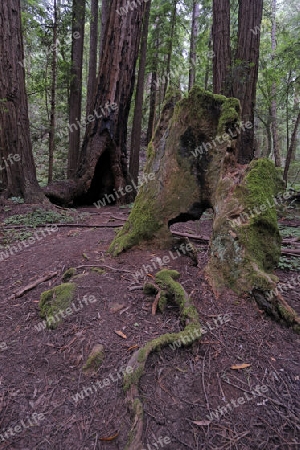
top-left (0, 203), bottom-right (299, 450)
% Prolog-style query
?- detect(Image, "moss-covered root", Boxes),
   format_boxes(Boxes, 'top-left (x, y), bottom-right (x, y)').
top-left (123, 270), bottom-right (201, 450)
top-left (253, 290), bottom-right (300, 333)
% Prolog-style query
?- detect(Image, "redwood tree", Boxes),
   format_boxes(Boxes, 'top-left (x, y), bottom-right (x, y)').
top-left (129, 0), bottom-right (151, 188)
top-left (213, 0), bottom-right (263, 164)
top-left (67, 0), bottom-right (86, 179)
top-left (189, 1), bottom-right (200, 91)
top-left (0, 0), bottom-right (44, 203)
top-left (232, 0), bottom-right (263, 164)
top-left (45, 0), bottom-right (147, 205)
top-left (86, 0), bottom-right (99, 118)
top-left (212, 0), bottom-right (231, 96)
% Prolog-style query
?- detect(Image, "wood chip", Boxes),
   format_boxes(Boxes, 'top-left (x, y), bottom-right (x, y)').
top-left (192, 420), bottom-right (211, 426)
top-left (115, 330), bottom-right (127, 339)
top-left (230, 363), bottom-right (251, 370)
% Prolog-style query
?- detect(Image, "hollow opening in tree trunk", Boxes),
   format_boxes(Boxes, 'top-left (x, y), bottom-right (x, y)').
top-left (75, 150), bottom-right (115, 206)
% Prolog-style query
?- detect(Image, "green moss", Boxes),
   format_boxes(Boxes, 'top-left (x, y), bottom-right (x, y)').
top-left (158, 291), bottom-right (168, 312)
top-left (217, 98), bottom-right (240, 135)
top-left (278, 304), bottom-right (297, 325)
top-left (39, 283), bottom-right (76, 329)
top-left (62, 268), bottom-right (77, 282)
top-left (91, 267), bottom-right (106, 274)
top-left (83, 344), bottom-right (104, 372)
top-left (109, 183), bottom-right (162, 255)
top-left (124, 364), bottom-right (144, 392)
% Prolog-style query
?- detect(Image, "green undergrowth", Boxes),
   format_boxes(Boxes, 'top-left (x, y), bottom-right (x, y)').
top-left (4, 208), bottom-right (75, 227)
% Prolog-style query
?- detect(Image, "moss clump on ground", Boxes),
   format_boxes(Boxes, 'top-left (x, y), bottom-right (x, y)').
top-left (83, 344), bottom-right (105, 373)
top-left (39, 282), bottom-right (76, 329)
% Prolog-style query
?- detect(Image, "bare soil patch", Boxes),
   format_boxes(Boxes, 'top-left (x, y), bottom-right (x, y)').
top-left (0, 204), bottom-right (299, 450)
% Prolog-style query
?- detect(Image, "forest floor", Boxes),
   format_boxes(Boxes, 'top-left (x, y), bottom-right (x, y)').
top-left (0, 202), bottom-right (299, 450)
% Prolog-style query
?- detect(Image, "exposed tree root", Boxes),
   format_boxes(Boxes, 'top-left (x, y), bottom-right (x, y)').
top-left (123, 269), bottom-right (202, 450)
top-left (252, 289), bottom-right (300, 333)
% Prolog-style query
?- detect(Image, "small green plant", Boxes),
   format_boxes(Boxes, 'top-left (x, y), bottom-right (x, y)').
top-left (279, 225), bottom-right (300, 239)
top-left (278, 256), bottom-right (300, 271)
top-left (9, 196), bottom-right (24, 204)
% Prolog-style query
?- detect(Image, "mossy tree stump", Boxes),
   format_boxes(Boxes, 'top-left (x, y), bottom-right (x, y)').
top-left (110, 87), bottom-right (299, 331)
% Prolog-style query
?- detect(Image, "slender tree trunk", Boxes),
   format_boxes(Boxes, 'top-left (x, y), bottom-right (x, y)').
top-left (163, 0), bottom-right (177, 98)
top-left (129, 0), bottom-right (151, 187)
top-left (271, 0), bottom-right (281, 167)
top-left (232, 0), bottom-right (263, 164)
top-left (67, 0), bottom-right (86, 179)
top-left (147, 70), bottom-right (157, 145)
top-left (0, 0), bottom-right (44, 202)
top-left (205, 28), bottom-right (213, 90)
top-left (212, 0), bottom-right (231, 96)
top-left (189, 1), bottom-right (200, 91)
top-left (283, 109), bottom-right (300, 183)
top-left (86, 0), bottom-right (98, 118)
top-left (48, 0), bottom-right (58, 183)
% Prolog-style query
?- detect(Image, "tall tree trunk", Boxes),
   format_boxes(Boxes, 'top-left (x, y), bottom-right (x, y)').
top-left (67, 0), bottom-right (86, 179)
top-left (86, 0), bottom-right (98, 118)
top-left (283, 109), bottom-right (300, 184)
top-left (212, 0), bottom-right (231, 96)
top-left (232, 0), bottom-right (263, 164)
top-left (147, 23), bottom-right (159, 145)
top-left (163, 0), bottom-right (177, 98)
top-left (189, 1), bottom-right (200, 91)
top-left (99, 0), bottom-right (108, 70)
top-left (48, 0), bottom-right (58, 183)
top-left (271, 0), bottom-right (281, 167)
top-left (45, 0), bottom-right (147, 205)
top-left (129, 0), bottom-right (151, 188)
top-left (0, 0), bottom-right (44, 202)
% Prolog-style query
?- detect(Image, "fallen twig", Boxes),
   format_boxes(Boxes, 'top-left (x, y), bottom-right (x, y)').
top-left (11, 271), bottom-right (58, 299)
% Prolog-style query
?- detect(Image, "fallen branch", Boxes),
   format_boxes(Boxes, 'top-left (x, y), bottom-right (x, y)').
top-left (75, 264), bottom-right (132, 274)
top-left (281, 249), bottom-right (300, 257)
top-left (4, 223), bottom-right (124, 229)
top-left (171, 230), bottom-right (210, 243)
top-left (11, 271), bottom-right (58, 299)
